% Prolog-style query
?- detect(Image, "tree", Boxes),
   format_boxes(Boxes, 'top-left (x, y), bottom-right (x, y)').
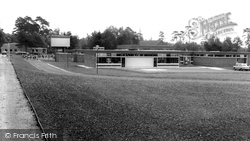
top-left (4, 33), bottom-right (18, 43)
top-left (159, 31), bottom-right (165, 41)
top-left (13, 16), bottom-right (51, 50)
top-left (52, 28), bottom-right (61, 35)
top-left (232, 36), bottom-right (242, 52)
top-left (87, 31), bottom-right (103, 48)
top-left (117, 27), bottom-right (140, 45)
top-left (204, 35), bottom-right (222, 51)
top-left (0, 29), bottom-right (5, 47)
top-left (138, 29), bottom-right (144, 41)
top-left (185, 42), bottom-right (200, 51)
top-left (173, 41), bottom-right (186, 51)
top-left (222, 37), bottom-right (233, 52)
top-left (78, 37), bottom-right (89, 49)
top-left (101, 26), bottom-right (118, 49)
top-left (69, 35), bottom-right (79, 49)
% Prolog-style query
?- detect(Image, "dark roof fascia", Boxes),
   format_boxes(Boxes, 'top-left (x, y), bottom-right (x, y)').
top-left (80, 50), bottom-right (250, 55)
top-left (51, 35), bottom-right (70, 38)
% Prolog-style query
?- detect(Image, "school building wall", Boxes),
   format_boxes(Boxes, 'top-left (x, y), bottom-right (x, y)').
top-left (193, 57), bottom-right (237, 67)
top-left (55, 53), bottom-right (74, 62)
top-left (84, 52), bottom-right (96, 68)
top-left (73, 54), bottom-right (84, 63)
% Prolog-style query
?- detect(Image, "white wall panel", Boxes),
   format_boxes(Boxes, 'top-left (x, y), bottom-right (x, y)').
top-left (125, 57), bottom-right (153, 68)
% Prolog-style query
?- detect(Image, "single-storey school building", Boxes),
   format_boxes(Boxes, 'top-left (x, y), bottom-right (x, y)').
top-left (81, 50), bottom-right (250, 68)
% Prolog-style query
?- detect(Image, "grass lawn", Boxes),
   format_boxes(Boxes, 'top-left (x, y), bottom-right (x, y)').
top-left (12, 55), bottom-right (250, 140)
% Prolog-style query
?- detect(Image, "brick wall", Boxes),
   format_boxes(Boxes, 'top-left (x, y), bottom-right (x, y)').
top-left (73, 54), bottom-right (84, 62)
top-left (84, 52), bottom-right (96, 68)
top-left (193, 57), bottom-right (236, 67)
top-left (76, 54), bottom-right (84, 63)
top-left (55, 53), bottom-right (74, 62)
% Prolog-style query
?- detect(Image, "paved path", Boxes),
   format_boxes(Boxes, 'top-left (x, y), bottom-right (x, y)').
top-left (0, 56), bottom-right (43, 141)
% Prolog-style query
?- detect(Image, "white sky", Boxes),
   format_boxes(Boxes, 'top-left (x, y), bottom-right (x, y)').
top-left (0, 0), bottom-right (249, 43)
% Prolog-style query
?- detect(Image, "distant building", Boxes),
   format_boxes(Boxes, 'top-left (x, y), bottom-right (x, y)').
top-left (0, 43), bottom-right (25, 53)
top-left (0, 43), bottom-right (47, 54)
top-left (27, 47), bottom-right (47, 54)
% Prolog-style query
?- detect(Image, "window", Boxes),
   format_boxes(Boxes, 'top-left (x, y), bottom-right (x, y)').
top-left (226, 55), bottom-right (232, 57)
top-left (208, 54), bottom-right (213, 57)
top-left (180, 57), bottom-right (184, 61)
top-left (237, 58), bottom-right (247, 63)
top-left (158, 58), bottom-right (166, 63)
top-left (214, 55), bottom-right (224, 57)
top-left (15, 49), bottom-right (17, 52)
top-left (158, 57), bottom-right (179, 63)
top-left (98, 57), bottom-right (121, 63)
top-left (10, 49), bottom-right (12, 52)
top-left (144, 54), bottom-right (157, 56)
top-left (126, 54), bottom-right (134, 56)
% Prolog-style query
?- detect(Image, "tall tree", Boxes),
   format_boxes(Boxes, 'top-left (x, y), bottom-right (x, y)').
top-left (13, 16), bottom-right (50, 50)
top-left (222, 37), bottom-right (233, 52)
top-left (185, 42), bottom-right (200, 51)
top-left (0, 29), bottom-right (5, 47)
top-left (232, 36), bottom-right (242, 52)
top-left (117, 27), bottom-right (140, 45)
top-left (87, 31), bottom-right (103, 48)
top-left (173, 41), bottom-right (185, 51)
top-left (204, 36), bottom-right (222, 51)
top-left (78, 37), bottom-right (89, 49)
top-left (4, 33), bottom-right (18, 43)
top-left (69, 35), bottom-right (79, 49)
top-left (101, 26), bottom-right (118, 49)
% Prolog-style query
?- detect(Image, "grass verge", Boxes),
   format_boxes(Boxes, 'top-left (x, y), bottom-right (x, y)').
top-left (12, 55), bottom-right (250, 140)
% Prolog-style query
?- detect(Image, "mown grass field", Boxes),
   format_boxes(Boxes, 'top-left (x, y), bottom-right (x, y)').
top-left (12, 56), bottom-right (250, 140)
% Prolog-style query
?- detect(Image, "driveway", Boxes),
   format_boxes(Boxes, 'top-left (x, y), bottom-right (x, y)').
top-left (0, 56), bottom-right (43, 141)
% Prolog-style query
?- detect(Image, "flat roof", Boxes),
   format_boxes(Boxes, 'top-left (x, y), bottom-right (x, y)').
top-left (73, 49), bottom-right (250, 55)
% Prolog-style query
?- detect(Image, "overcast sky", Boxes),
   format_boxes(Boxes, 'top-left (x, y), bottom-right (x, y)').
top-left (0, 0), bottom-right (249, 42)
